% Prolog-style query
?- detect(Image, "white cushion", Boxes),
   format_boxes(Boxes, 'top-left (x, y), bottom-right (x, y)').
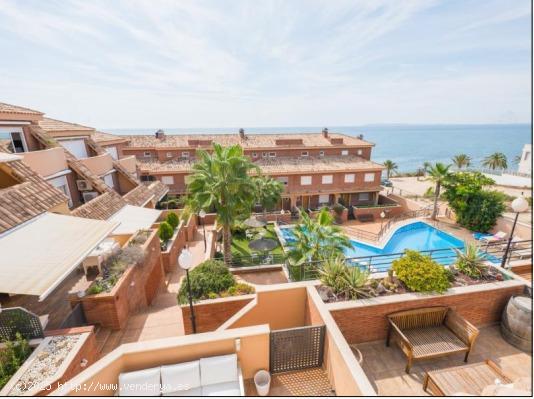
top-left (118, 367), bottom-right (161, 396)
top-left (161, 360), bottom-right (201, 395)
top-left (200, 354), bottom-right (238, 386)
top-left (202, 381), bottom-right (242, 396)
top-left (163, 386), bottom-right (202, 396)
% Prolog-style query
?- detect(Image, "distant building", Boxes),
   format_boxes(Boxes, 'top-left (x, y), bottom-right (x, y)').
top-left (518, 144), bottom-right (531, 175)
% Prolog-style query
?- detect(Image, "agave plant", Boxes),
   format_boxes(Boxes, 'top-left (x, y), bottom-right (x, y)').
top-left (454, 242), bottom-right (488, 279)
top-left (342, 266), bottom-right (372, 299)
top-left (318, 256), bottom-right (348, 294)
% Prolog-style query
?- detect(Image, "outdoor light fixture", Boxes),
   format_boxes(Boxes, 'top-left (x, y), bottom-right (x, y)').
top-left (178, 248), bottom-right (197, 333)
top-left (380, 211), bottom-right (386, 229)
top-left (199, 210), bottom-right (207, 251)
top-left (235, 338), bottom-right (241, 352)
top-left (500, 194), bottom-right (529, 268)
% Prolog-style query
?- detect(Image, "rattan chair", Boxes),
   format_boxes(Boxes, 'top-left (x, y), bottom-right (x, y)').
top-left (386, 306), bottom-right (479, 373)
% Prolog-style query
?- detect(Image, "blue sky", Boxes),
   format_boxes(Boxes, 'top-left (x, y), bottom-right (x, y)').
top-left (0, 0), bottom-right (531, 128)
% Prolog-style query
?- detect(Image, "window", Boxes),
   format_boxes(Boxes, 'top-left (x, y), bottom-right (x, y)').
top-left (103, 173), bottom-right (114, 189)
top-left (319, 194), bottom-right (330, 204)
top-left (9, 131), bottom-right (27, 153)
top-left (357, 149), bottom-right (363, 155)
top-left (269, 152), bottom-right (276, 158)
top-left (262, 152), bottom-right (268, 158)
top-left (143, 151), bottom-right (151, 158)
top-left (319, 151), bottom-right (325, 157)
top-left (161, 176), bottom-right (174, 185)
top-left (344, 173), bottom-right (355, 183)
top-left (341, 150), bottom-right (349, 156)
top-left (140, 175), bottom-right (155, 182)
top-left (358, 193), bottom-right (370, 201)
top-left (182, 152), bottom-right (189, 159)
top-left (364, 173), bottom-right (375, 182)
top-left (301, 176), bottom-right (312, 185)
top-left (301, 151), bottom-right (309, 157)
top-left (276, 176), bottom-right (288, 185)
top-left (322, 175), bottom-right (333, 184)
top-left (105, 146), bottom-right (118, 160)
top-left (166, 152), bottom-right (173, 158)
top-left (252, 152), bottom-right (258, 158)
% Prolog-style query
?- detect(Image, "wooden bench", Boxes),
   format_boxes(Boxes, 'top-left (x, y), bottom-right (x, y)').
top-left (386, 306), bottom-right (479, 373)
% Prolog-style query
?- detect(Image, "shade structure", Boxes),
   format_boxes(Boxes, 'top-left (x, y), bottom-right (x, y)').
top-left (249, 238), bottom-right (278, 252)
top-left (243, 216), bottom-right (266, 228)
top-left (0, 212), bottom-right (118, 300)
top-left (108, 205), bottom-right (162, 235)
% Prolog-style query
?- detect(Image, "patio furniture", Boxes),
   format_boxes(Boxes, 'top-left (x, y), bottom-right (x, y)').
top-left (82, 238), bottom-right (120, 275)
top-left (480, 231), bottom-right (507, 242)
top-left (423, 359), bottom-right (512, 396)
top-left (119, 354), bottom-right (244, 396)
top-left (386, 306), bottom-right (479, 373)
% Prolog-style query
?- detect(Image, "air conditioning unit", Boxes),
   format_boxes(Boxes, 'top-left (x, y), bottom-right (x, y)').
top-left (76, 179), bottom-right (93, 191)
top-left (82, 191), bottom-right (98, 202)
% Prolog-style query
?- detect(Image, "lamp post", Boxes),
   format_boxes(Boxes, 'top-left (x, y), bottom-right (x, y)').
top-left (380, 211), bottom-right (386, 229)
top-left (178, 248), bottom-right (196, 334)
top-left (279, 209), bottom-right (285, 224)
top-left (199, 209), bottom-right (207, 251)
top-left (500, 195), bottom-right (529, 268)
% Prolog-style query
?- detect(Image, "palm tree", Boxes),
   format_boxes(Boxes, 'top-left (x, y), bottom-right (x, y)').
top-left (382, 160), bottom-right (398, 180)
top-left (186, 143), bottom-right (258, 264)
top-left (427, 162), bottom-right (451, 220)
top-left (452, 154), bottom-right (471, 169)
top-left (288, 208), bottom-right (351, 265)
top-left (482, 152), bottom-right (508, 170)
top-left (253, 176), bottom-right (284, 219)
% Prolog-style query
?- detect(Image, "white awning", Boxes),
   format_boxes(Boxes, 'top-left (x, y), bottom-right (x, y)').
top-left (0, 213), bottom-right (118, 300)
top-left (108, 205), bottom-right (161, 235)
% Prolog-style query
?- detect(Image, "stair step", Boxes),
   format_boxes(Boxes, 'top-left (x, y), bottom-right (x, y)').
top-left (95, 326), bottom-right (112, 353)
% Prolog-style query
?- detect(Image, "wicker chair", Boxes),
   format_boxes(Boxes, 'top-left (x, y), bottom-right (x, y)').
top-left (386, 307), bottom-right (479, 373)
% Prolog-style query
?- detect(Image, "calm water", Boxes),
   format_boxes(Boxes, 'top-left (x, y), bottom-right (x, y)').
top-left (109, 124), bottom-right (531, 172)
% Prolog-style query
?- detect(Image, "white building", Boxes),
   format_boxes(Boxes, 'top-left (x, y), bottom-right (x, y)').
top-left (518, 143), bottom-right (531, 175)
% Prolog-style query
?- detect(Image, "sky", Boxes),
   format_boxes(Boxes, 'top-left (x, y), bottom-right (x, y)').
top-left (0, 0), bottom-right (531, 128)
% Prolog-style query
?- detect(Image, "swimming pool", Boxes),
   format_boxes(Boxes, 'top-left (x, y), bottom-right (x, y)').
top-left (279, 221), bottom-right (469, 271)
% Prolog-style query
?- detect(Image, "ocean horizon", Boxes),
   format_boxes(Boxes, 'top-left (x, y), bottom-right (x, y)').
top-left (107, 124), bottom-right (532, 173)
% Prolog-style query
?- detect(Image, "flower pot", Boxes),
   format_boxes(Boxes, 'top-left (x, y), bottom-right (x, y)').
top-left (254, 370), bottom-right (271, 396)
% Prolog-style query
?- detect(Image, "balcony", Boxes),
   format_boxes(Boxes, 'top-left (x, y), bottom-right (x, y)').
top-left (21, 147), bottom-right (68, 178)
top-left (79, 153), bottom-right (114, 176)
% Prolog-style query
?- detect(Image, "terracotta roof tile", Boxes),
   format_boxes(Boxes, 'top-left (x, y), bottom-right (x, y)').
top-left (70, 192), bottom-right (126, 220)
top-left (126, 132), bottom-right (373, 149)
top-left (0, 102), bottom-right (43, 115)
top-left (92, 131), bottom-right (129, 144)
top-left (38, 117), bottom-right (94, 132)
top-left (123, 181), bottom-right (168, 206)
top-left (0, 158), bottom-right (69, 233)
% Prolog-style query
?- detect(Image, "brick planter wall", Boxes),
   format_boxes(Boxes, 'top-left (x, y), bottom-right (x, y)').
top-left (160, 222), bottom-right (187, 273)
top-left (352, 204), bottom-right (403, 220)
top-left (184, 214), bottom-right (198, 241)
top-left (181, 295), bottom-right (255, 334)
top-left (328, 281), bottom-right (526, 344)
top-left (69, 230), bottom-right (165, 330)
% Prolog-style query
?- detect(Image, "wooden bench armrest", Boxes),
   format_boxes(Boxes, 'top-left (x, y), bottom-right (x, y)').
top-left (388, 319), bottom-right (413, 350)
top-left (445, 309), bottom-right (479, 347)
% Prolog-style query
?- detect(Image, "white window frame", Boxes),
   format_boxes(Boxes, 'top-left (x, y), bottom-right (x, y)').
top-left (318, 194), bottom-right (330, 204)
top-left (344, 173), bottom-right (355, 183)
top-left (322, 175), bottom-right (333, 184)
top-left (262, 152), bottom-right (268, 158)
top-left (143, 151), bottom-right (151, 158)
top-left (358, 192), bottom-right (370, 201)
top-left (300, 176), bottom-right (312, 186)
top-left (181, 151), bottom-right (189, 159)
top-left (166, 152), bottom-right (173, 158)
top-left (319, 150), bottom-right (325, 157)
top-left (276, 176), bottom-right (288, 185)
top-left (341, 149), bottom-right (349, 156)
top-left (269, 152), bottom-right (276, 158)
top-left (364, 173), bottom-right (375, 182)
top-left (161, 176), bottom-right (174, 185)
top-left (357, 149), bottom-right (363, 155)
top-left (301, 151), bottom-right (309, 157)
top-left (1, 127), bottom-right (27, 153)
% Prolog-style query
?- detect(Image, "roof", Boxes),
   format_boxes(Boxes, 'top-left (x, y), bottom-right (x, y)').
top-left (0, 102), bottom-right (43, 115)
top-left (0, 212), bottom-right (118, 300)
top-left (92, 131), bottom-right (129, 144)
top-left (123, 181), bottom-right (169, 206)
top-left (0, 158), bottom-right (69, 233)
top-left (108, 205), bottom-right (161, 235)
top-left (38, 117), bottom-right (94, 133)
top-left (137, 155), bottom-right (384, 175)
top-left (0, 152), bottom-right (22, 162)
top-left (71, 191), bottom-right (126, 220)
top-left (126, 132), bottom-right (374, 149)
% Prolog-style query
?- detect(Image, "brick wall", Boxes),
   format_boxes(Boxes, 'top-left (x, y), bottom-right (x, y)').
top-left (184, 214), bottom-right (197, 241)
top-left (181, 295), bottom-right (254, 334)
top-left (352, 204), bottom-right (403, 219)
top-left (160, 222), bottom-right (187, 273)
top-left (330, 283), bottom-right (526, 344)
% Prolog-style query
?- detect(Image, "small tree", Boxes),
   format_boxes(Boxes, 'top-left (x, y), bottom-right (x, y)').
top-left (427, 162), bottom-right (451, 220)
top-left (158, 221), bottom-right (173, 242)
top-left (383, 160), bottom-right (398, 180)
top-left (482, 152), bottom-right (508, 170)
top-left (452, 154), bottom-right (471, 169)
top-left (166, 212), bottom-right (180, 230)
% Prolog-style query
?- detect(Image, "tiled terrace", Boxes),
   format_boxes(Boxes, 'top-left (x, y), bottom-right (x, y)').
top-left (353, 325), bottom-right (532, 396)
top-left (244, 368), bottom-right (334, 396)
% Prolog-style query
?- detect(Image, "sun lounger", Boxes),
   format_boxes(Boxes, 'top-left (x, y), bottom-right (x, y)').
top-left (480, 231), bottom-right (507, 242)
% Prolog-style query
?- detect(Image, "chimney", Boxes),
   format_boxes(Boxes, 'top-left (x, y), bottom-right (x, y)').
top-left (155, 129), bottom-right (165, 140)
top-left (239, 128), bottom-right (246, 140)
top-left (357, 134), bottom-right (364, 140)
top-left (322, 128), bottom-right (329, 138)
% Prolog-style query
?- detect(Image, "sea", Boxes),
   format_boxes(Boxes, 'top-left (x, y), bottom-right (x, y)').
top-left (108, 124), bottom-right (532, 173)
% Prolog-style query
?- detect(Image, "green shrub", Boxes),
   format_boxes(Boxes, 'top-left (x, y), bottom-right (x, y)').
top-left (392, 250), bottom-right (450, 294)
top-left (166, 212), bottom-right (179, 230)
top-left (177, 260), bottom-right (236, 304)
top-left (158, 221), bottom-right (174, 242)
top-left (319, 256), bottom-right (348, 294)
top-left (454, 242), bottom-right (488, 279)
top-left (0, 333), bottom-right (31, 390)
top-left (342, 266), bottom-right (371, 299)
top-left (167, 199), bottom-right (178, 209)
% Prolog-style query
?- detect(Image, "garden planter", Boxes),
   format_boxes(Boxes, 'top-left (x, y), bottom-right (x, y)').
top-left (501, 295), bottom-right (532, 353)
top-left (254, 370), bottom-right (271, 396)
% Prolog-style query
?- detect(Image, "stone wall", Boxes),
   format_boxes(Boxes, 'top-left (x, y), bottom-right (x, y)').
top-left (329, 281), bottom-right (526, 344)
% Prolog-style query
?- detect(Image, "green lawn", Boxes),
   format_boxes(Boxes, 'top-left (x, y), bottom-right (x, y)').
top-left (231, 225), bottom-right (284, 258)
